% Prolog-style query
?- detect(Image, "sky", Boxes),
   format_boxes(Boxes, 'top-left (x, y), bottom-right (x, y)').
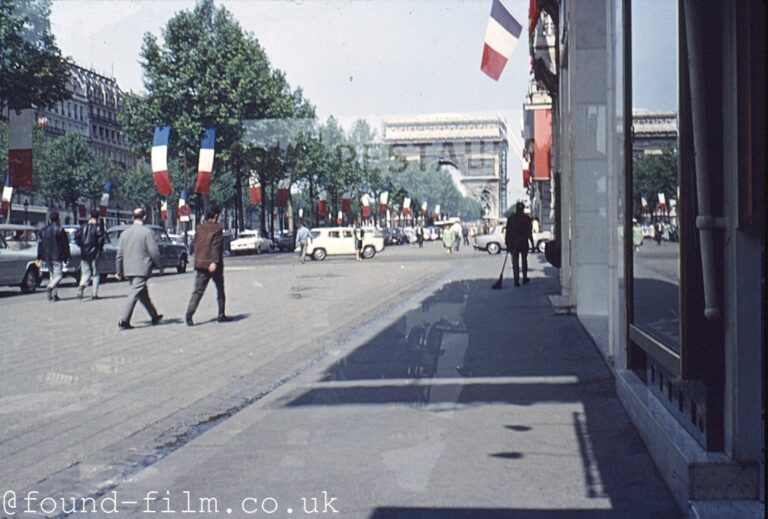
top-left (49, 0), bottom-right (532, 202)
top-left (47, 0), bottom-right (678, 206)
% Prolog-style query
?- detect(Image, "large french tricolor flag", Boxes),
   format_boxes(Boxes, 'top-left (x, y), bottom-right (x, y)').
top-left (8, 108), bottom-right (35, 187)
top-left (480, 0), bottom-right (522, 81)
top-left (151, 126), bottom-right (173, 196)
top-left (194, 127), bottom-right (215, 195)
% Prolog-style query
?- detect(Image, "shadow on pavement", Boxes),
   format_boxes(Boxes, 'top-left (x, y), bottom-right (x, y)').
top-left (281, 275), bottom-right (680, 518)
top-left (370, 508), bottom-right (620, 518)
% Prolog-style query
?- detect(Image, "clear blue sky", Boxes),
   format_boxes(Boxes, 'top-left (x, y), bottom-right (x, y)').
top-left (50, 0), bottom-right (532, 201)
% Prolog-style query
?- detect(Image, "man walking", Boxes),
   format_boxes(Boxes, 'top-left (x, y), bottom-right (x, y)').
top-left (75, 210), bottom-right (107, 300)
top-left (505, 201), bottom-right (534, 287)
top-left (296, 221), bottom-right (312, 263)
top-left (451, 221), bottom-right (463, 252)
top-left (36, 211), bottom-right (70, 302)
top-left (116, 208), bottom-right (163, 329)
top-left (416, 225), bottom-right (424, 248)
top-left (185, 205), bottom-right (231, 326)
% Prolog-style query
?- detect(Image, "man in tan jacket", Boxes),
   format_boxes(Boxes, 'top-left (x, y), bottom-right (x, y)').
top-left (185, 205), bottom-right (231, 326)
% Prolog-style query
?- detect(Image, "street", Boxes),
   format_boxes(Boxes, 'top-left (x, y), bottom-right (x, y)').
top-left (0, 243), bottom-right (679, 518)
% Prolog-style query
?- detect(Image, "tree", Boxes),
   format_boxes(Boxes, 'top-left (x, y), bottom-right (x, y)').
top-left (37, 133), bottom-right (104, 222)
top-left (0, 0), bottom-right (70, 110)
top-left (119, 0), bottom-right (313, 233)
top-left (632, 145), bottom-right (678, 218)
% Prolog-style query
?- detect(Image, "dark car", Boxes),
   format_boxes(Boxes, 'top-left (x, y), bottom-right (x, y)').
top-left (273, 232), bottom-right (295, 252)
top-left (106, 224), bottom-right (189, 274)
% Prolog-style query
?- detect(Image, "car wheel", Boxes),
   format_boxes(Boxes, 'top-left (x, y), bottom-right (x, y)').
top-left (537, 240), bottom-right (547, 253)
top-left (177, 255), bottom-right (188, 273)
top-left (312, 248), bottom-right (327, 261)
top-left (487, 242), bottom-right (501, 255)
top-left (20, 266), bottom-right (39, 294)
top-left (362, 245), bottom-right (376, 259)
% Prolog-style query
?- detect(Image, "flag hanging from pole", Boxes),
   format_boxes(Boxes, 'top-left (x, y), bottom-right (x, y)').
top-left (337, 210), bottom-right (343, 225)
top-left (151, 126), bottom-right (173, 196)
top-left (342, 192), bottom-right (351, 213)
top-left (99, 180), bottom-right (112, 217)
top-left (178, 190), bottom-right (190, 222)
top-left (249, 178), bottom-right (262, 205)
top-left (480, 0), bottom-right (522, 81)
top-left (1, 174), bottom-right (13, 216)
top-left (361, 194), bottom-right (371, 218)
top-left (8, 108), bottom-right (34, 187)
top-left (421, 201), bottom-right (428, 216)
top-left (402, 197), bottom-right (411, 217)
top-left (160, 200), bottom-right (168, 221)
top-left (194, 127), bottom-right (215, 194)
top-left (434, 204), bottom-right (441, 219)
top-left (276, 179), bottom-right (290, 208)
top-left (317, 192), bottom-right (327, 217)
top-left (379, 191), bottom-right (389, 216)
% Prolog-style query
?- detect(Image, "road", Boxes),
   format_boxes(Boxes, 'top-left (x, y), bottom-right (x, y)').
top-left (0, 242), bottom-right (679, 518)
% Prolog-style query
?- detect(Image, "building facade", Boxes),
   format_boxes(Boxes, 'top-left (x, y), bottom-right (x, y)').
top-left (530, 0), bottom-right (764, 514)
top-left (382, 114), bottom-right (509, 218)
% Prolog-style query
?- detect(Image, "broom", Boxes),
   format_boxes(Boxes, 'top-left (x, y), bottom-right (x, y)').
top-left (491, 252), bottom-right (509, 289)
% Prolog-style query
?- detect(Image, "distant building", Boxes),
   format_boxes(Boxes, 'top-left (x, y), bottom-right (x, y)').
top-left (382, 114), bottom-right (508, 218)
top-left (632, 110), bottom-right (678, 157)
top-left (37, 63), bottom-right (135, 169)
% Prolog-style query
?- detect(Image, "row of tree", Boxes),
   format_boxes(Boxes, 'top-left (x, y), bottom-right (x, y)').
top-left (2, 0), bottom-right (482, 231)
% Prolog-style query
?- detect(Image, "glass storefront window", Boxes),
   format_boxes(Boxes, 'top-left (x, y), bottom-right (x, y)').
top-left (630, 0), bottom-right (680, 351)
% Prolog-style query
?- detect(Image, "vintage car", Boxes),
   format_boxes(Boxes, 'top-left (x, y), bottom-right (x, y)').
top-left (106, 224), bottom-right (189, 273)
top-left (474, 224), bottom-right (552, 254)
top-left (306, 227), bottom-right (385, 261)
top-left (0, 224), bottom-right (41, 293)
top-left (230, 229), bottom-right (271, 255)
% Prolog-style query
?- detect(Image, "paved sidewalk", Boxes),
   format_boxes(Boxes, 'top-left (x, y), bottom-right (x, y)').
top-left (95, 254), bottom-right (680, 518)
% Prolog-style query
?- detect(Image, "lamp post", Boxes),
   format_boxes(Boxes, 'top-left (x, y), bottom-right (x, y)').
top-left (23, 199), bottom-right (29, 226)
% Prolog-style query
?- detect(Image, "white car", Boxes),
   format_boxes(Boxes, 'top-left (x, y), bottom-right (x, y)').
top-left (229, 230), bottom-right (271, 255)
top-left (306, 227), bottom-right (385, 261)
top-left (474, 224), bottom-right (552, 254)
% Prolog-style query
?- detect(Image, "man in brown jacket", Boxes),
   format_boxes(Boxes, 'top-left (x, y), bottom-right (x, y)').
top-left (185, 205), bottom-right (232, 326)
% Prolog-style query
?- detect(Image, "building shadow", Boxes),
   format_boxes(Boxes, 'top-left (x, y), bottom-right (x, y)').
top-left (279, 275), bottom-right (680, 517)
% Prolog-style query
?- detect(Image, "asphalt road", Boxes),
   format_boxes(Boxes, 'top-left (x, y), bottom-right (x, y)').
top-left (0, 242), bottom-right (679, 518)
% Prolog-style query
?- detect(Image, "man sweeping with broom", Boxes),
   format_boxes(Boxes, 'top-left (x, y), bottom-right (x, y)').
top-left (504, 201), bottom-right (534, 287)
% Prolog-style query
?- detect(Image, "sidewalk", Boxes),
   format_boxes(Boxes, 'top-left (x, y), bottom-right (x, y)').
top-left (97, 254), bottom-right (680, 518)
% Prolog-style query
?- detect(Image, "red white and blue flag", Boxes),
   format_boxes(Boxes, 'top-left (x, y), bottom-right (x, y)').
top-left (1, 174), bottom-right (13, 216)
top-left (8, 108), bottom-right (34, 187)
top-left (178, 190), bottom-right (190, 222)
top-left (99, 180), bottom-right (112, 217)
top-left (194, 127), bottom-right (215, 195)
top-left (480, 0), bottom-right (522, 81)
top-left (160, 200), bottom-right (168, 221)
top-left (403, 197), bottom-right (411, 217)
top-left (151, 126), bottom-right (173, 196)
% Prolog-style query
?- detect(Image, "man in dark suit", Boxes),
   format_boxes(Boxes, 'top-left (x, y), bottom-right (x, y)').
top-left (185, 205), bottom-right (231, 326)
top-left (505, 201), bottom-right (534, 287)
top-left (36, 211), bottom-right (70, 302)
top-left (116, 208), bottom-right (163, 329)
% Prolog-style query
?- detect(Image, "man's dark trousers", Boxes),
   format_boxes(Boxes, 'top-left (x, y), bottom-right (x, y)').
top-left (186, 267), bottom-right (225, 318)
top-left (510, 246), bottom-right (529, 284)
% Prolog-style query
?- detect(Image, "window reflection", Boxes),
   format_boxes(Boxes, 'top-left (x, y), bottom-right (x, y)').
top-left (631, 0), bottom-right (680, 351)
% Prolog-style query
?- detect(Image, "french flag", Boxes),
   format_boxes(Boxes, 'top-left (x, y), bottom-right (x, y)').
top-left (99, 180), bottom-right (112, 217)
top-left (8, 108), bottom-right (34, 187)
top-left (1, 174), bottom-right (13, 216)
top-left (151, 126), bottom-right (173, 196)
top-left (160, 200), bottom-right (168, 221)
top-left (403, 197), bottom-right (411, 217)
top-left (194, 127), bottom-right (215, 195)
top-left (480, 0), bottom-right (522, 81)
top-left (178, 190), bottom-right (190, 222)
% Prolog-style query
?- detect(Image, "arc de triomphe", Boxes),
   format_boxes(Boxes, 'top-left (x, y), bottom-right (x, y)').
top-left (382, 114), bottom-right (509, 218)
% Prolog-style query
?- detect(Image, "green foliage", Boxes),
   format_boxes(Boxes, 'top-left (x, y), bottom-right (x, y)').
top-left (632, 145), bottom-right (678, 216)
top-left (114, 161), bottom-right (159, 210)
top-left (0, 0), bottom-right (70, 109)
top-left (37, 133), bottom-right (105, 216)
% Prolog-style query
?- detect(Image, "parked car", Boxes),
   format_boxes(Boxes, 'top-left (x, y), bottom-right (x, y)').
top-left (402, 227), bottom-right (417, 244)
top-left (106, 224), bottom-right (189, 273)
top-left (306, 226), bottom-right (385, 261)
top-left (380, 227), bottom-right (406, 246)
top-left (0, 224), bottom-right (41, 293)
top-left (473, 224), bottom-right (552, 254)
top-left (230, 229), bottom-right (271, 255)
top-left (273, 231), bottom-right (295, 252)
